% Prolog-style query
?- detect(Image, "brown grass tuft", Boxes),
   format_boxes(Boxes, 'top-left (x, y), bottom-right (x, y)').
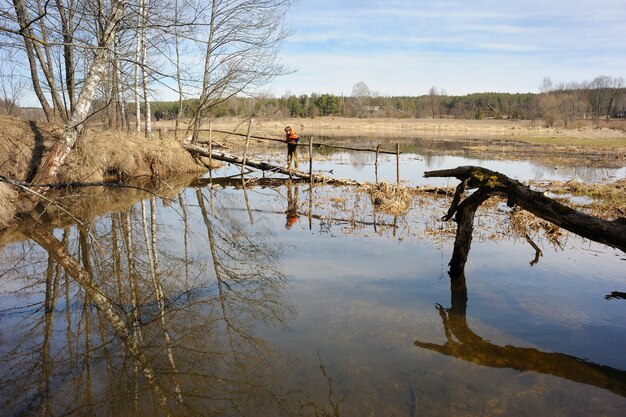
top-left (359, 182), bottom-right (412, 215)
top-left (508, 207), bottom-right (563, 247)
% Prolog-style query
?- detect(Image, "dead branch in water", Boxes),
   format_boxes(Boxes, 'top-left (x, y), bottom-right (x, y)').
top-left (424, 165), bottom-right (626, 273)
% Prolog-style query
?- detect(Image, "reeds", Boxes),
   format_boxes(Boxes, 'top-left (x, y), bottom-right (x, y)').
top-left (359, 182), bottom-right (412, 215)
top-left (508, 207), bottom-right (563, 247)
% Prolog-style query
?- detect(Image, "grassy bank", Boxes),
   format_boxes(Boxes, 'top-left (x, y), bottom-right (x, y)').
top-left (0, 115), bottom-right (205, 227)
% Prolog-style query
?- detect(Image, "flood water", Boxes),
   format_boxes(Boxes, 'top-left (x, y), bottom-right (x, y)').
top-left (1, 137), bottom-right (625, 416)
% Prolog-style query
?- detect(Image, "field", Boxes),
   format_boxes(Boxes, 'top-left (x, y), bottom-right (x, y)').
top-left (189, 116), bottom-right (626, 145)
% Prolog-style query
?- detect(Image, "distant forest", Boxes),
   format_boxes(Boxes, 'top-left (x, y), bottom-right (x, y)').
top-left (141, 76), bottom-right (625, 128)
top-left (4, 77), bottom-right (625, 129)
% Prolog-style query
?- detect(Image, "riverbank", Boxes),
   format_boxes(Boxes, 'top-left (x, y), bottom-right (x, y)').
top-left (0, 115), bottom-right (205, 227)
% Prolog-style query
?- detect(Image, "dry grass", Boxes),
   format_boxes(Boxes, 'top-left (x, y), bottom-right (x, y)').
top-left (195, 116), bottom-right (626, 144)
top-left (58, 130), bottom-right (203, 183)
top-left (0, 184), bottom-right (17, 228)
top-left (0, 114), bottom-right (206, 229)
top-left (537, 179), bottom-right (626, 219)
top-left (0, 115), bottom-right (62, 181)
top-left (359, 182), bottom-right (413, 215)
top-left (508, 207), bottom-right (563, 246)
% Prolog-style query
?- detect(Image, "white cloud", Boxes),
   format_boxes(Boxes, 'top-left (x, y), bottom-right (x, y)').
top-left (268, 0), bottom-right (626, 95)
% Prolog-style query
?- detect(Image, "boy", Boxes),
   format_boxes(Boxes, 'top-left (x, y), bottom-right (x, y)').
top-left (284, 126), bottom-right (299, 169)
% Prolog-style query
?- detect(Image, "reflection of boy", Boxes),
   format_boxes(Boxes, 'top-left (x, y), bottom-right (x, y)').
top-left (284, 126), bottom-right (299, 169)
top-left (285, 183), bottom-right (299, 229)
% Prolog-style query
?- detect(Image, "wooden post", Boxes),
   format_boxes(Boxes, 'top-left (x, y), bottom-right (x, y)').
top-left (309, 136), bottom-right (314, 184)
top-left (208, 122), bottom-right (212, 170)
top-left (396, 143), bottom-right (400, 185)
top-left (375, 144), bottom-right (380, 183)
top-left (242, 118), bottom-right (253, 176)
top-left (308, 186), bottom-right (313, 230)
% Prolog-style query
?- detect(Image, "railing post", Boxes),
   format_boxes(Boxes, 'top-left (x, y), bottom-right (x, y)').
top-left (396, 143), bottom-right (400, 185)
top-left (241, 118), bottom-right (253, 176)
top-left (309, 136), bottom-right (314, 183)
top-left (375, 144), bottom-right (380, 183)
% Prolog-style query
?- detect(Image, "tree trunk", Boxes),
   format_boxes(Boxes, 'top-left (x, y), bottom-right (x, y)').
top-left (134, 5), bottom-right (142, 135)
top-left (35, 0), bottom-right (67, 120)
top-left (174, 0), bottom-right (183, 140)
top-left (56, 0), bottom-right (76, 113)
top-left (187, 0), bottom-right (217, 142)
top-left (16, 1), bottom-right (127, 214)
top-left (140, 0), bottom-right (151, 138)
top-left (12, 0), bottom-right (53, 120)
top-left (424, 166), bottom-right (626, 253)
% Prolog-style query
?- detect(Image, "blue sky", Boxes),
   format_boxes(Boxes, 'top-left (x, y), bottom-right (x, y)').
top-left (267, 0), bottom-right (626, 96)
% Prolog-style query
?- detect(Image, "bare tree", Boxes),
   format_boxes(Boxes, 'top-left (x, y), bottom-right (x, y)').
top-left (540, 76), bottom-right (553, 93)
top-left (0, 49), bottom-right (25, 116)
top-left (139, 0), bottom-right (151, 138)
top-left (21, 1), bottom-right (128, 191)
top-left (186, 0), bottom-right (291, 142)
top-left (427, 86), bottom-right (440, 118)
top-left (588, 75), bottom-right (624, 122)
top-left (351, 81), bottom-right (370, 117)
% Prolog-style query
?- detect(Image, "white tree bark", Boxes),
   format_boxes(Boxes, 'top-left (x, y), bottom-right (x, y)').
top-left (134, 1), bottom-right (142, 135)
top-left (140, 0), bottom-right (151, 138)
top-left (30, 0), bottom-right (128, 186)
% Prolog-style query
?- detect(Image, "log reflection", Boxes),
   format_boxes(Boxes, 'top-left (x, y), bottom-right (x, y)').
top-left (415, 220), bottom-right (626, 398)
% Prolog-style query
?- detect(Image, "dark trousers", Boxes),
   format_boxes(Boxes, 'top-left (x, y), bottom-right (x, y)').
top-left (287, 143), bottom-right (298, 168)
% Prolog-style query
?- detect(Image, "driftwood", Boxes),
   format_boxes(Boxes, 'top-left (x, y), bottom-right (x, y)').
top-left (183, 144), bottom-right (361, 186)
top-left (424, 166), bottom-right (626, 274)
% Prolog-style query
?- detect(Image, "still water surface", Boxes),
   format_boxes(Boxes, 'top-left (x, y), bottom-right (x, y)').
top-left (0, 140), bottom-right (625, 416)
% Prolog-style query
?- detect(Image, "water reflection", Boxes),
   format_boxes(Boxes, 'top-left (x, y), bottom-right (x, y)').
top-left (0, 186), bottom-right (301, 416)
top-left (297, 134), bottom-right (626, 186)
top-left (285, 182), bottom-right (300, 230)
top-left (1, 181), bottom-right (625, 416)
top-left (415, 221), bottom-right (626, 398)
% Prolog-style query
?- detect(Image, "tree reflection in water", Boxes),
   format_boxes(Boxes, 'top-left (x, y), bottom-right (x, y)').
top-left (414, 199), bottom-right (626, 398)
top-left (0, 187), bottom-right (299, 416)
top-left (2, 181), bottom-right (625, 416)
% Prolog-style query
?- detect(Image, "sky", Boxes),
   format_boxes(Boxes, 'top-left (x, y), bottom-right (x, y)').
top-left (266, 0), bottom-right (626, 97)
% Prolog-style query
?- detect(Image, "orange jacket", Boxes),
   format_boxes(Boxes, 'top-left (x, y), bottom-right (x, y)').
top-left (286, 131), bottom-right (299, 144)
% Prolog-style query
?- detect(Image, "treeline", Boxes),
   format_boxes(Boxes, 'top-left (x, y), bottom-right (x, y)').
top-left (141, 76), bottom-right (626, 127)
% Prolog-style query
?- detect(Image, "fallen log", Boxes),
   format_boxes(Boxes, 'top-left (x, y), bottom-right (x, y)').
top-left (183, 144), bottom-right (361, 186)
top-left (424, 166), bottom-right (626, 264)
